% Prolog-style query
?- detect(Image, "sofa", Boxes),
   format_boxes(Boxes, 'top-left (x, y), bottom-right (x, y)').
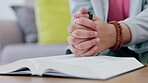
top-left (0, 0), bottom-right (69, 63)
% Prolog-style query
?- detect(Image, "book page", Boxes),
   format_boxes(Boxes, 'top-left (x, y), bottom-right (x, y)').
top-left (51, 55), bottom-right (126, 66)
top-left (0, 54), bottom-right (143, 80)
top-left (30, 54), bottom-right (126, 66)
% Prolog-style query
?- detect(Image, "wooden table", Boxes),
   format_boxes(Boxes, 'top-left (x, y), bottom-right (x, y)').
top-left (0, 65), bottom-right (147, 83)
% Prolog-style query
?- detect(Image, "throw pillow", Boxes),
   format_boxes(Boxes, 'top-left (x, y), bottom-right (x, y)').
top-left (11, 6), bottom-right (38, 43)
top-left (36, 0), bottom-right (70, 44)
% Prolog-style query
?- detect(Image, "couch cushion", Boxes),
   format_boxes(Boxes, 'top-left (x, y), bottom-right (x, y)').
top-left (0, 20), bottom-right (23, 53)
top-left (36, 0), bottom-right (70, 44)
top-left (0, 43), bottom-right (68, 63)
top-left (11, 6), bottom-right (37, 43)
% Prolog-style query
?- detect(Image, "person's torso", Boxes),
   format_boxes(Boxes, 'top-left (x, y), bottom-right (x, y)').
top-left (107, 0), bottom-right (130, 22)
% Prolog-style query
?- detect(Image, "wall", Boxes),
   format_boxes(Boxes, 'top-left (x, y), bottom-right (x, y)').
top-left (0, 0), bottom-right (25, 21)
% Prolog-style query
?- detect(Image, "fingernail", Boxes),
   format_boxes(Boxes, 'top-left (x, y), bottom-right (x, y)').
top-left (96, 38), bottom-right (100, 42)
top-left (94, 32), bottom-right (98, 37)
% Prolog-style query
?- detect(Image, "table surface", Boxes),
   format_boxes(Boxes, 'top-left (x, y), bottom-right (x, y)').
top-left (0, 65), bottom-right (148, 83)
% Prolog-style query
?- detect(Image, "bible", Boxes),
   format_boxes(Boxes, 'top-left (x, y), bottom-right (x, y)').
top-left (0, 54), bottom-right (144, 80)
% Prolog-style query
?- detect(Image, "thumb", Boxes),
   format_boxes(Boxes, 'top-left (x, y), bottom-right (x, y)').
top-left (73, 7), bottom-right (88, 19)
top-left (80, 7), bottom-right (88, 14)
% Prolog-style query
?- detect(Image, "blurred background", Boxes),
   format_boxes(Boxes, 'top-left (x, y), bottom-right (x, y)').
top-left (0, 0), bottom-right (70, 63)
top-left (0, 0), bottom-right (25, 21)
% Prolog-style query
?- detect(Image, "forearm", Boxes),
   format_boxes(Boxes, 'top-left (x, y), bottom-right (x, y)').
top-left (107, 23), bottom-right (131, 48)
top-left (120, 8), bottom-right (148, 45)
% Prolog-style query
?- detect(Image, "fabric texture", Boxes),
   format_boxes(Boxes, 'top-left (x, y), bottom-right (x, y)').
top-left (105, 47), bottom-right (148, 64)
top-left (11, 6), bottom-right (37, 43)
top-left (69, 0), bottom-right (148, 53)
top-left (108, 0), bottom-right (130, 22)
top-left (36, 0), bottom-right (70, 44)
top-left (0, 20), bottom-right (23, 53)
top-left (68, 0), bottom-right (148, 63)
top-left (1, 43), bottom-right (68, 63)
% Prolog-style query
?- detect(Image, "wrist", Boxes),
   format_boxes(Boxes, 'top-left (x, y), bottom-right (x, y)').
top-left (107, 24), bottom-right (117, 48)
top-left (109, 21), bottom-right (123, 50)
top-left (120, 23), bottom-right (131, 45)
top-left (108, 22), bottom-right (131, 50)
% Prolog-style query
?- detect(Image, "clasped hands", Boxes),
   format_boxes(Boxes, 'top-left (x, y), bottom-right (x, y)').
top-left (67, 8), bottom-right (117, 57)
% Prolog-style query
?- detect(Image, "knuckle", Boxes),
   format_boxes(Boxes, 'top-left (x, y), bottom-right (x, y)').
top-left (70, 37), bottom-right (76, 44)
top-left (90, 50), bottom-right (95, 55)
top-left (76, 44), bottom-right (84, 50)
top-left (71, 37), bottom-right (75, 43)
top-left (72, 30), bottom-right (81, 37)
top-left (67, 36), bottom-right (72, 43)
top-left (81, 14), bottom-right (88, 18)
top-left (72, 49), bottom-right (77, 54)
top-left (78, 18), bottom-right (85, 24)
top-left (90, 46), bottom-right (97, 55)
top-left (85, 50), bottom-right (95, 56)
top-left (67, 36), bottom-right (77, 45)
top-left (91, 39), bottom-right (97, 45)
top-left (68, 24), bottom-right (79, 32)
top-left (92, 23), bottom-right (96, 29)
top-left (69, 24), bottom-right (75, 31)
top-left (82, 53), bottom-right (92, 57)
top-left (70, 46), bottom-right (76, 53)
top-left (71, 24), bottom-right (76, 29)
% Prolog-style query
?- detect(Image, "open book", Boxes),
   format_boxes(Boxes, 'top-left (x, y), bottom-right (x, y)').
top-left (0, 54), bottom-right (144, 80)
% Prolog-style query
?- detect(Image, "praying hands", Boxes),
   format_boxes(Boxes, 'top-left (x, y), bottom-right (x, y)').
top-left (67, 8), bottom-right (131, 57)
